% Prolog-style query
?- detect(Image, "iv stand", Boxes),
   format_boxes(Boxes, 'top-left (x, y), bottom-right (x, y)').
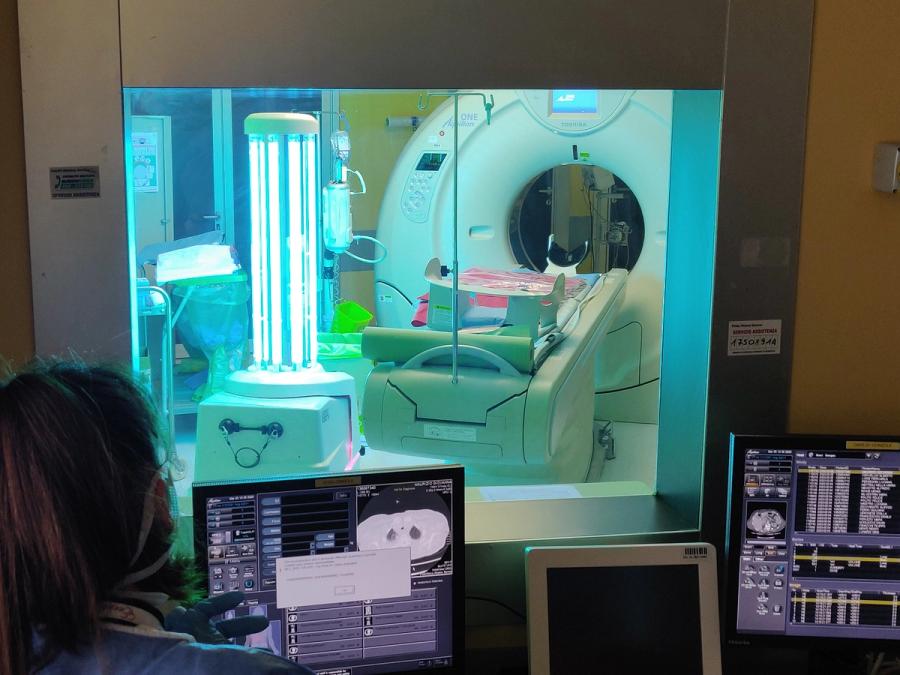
top-left (418, 91), bottom-right (494, 384)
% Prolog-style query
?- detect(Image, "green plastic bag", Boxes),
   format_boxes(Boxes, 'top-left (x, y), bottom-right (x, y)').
top-left (173, 276), bottom-right (250, 400)
top-left (331, 301), bottom-right (373, 333)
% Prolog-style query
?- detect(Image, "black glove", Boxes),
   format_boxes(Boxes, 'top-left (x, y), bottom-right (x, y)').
top-left (164, 591), bottom-right (268, 644)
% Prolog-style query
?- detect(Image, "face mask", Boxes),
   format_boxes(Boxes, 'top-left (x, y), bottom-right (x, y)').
top-left (115, 475), bottom-right (174, 589)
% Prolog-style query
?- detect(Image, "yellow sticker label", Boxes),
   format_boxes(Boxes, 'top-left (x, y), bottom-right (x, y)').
top-left (315, 476), bottom-right (362, 487)
top-left (846, 440), bottom-right (900, 450)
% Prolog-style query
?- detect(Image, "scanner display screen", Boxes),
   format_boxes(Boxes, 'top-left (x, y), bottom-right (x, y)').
top-left (415, 153), bottom-right (447, 172)
top-left (550, 90), bottom-right (599, 114)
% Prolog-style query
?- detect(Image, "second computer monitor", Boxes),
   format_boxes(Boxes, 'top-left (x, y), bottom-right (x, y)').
top-left (727, 434), bottom-right (900, 650)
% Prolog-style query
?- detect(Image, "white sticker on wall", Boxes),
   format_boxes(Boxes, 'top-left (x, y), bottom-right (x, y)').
top-left (727, 319), bottom-right (782, 356)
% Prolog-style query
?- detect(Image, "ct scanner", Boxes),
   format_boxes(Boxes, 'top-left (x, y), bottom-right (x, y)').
top-left (361, 90), bottom-right (673, 484)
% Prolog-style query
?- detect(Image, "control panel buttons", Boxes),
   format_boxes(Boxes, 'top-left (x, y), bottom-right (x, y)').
top-left (402, 165), bottom-right (441, 223)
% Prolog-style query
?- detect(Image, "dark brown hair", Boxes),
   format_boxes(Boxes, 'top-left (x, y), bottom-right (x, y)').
top-left (0, 360), bottom-right (195, 674)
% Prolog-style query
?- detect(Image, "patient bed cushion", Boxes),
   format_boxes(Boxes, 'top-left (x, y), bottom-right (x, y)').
top-left (361, 327), bottom-right (535, 374)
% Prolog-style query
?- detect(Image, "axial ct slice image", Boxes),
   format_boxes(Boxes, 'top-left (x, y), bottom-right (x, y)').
top-left (358, 509), bottom-right (450, 561)
top-left (357, 485), bottom-right (452, 574)
top-left (746, 508), bottom-right (786, 536)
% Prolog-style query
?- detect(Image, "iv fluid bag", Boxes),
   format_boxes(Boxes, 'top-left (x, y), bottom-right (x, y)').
top-left (323, 181), bottom-right (353, 254)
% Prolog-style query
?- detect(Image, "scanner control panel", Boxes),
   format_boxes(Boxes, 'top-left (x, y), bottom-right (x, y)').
top-left (401, 152), bottom-right (447, 223)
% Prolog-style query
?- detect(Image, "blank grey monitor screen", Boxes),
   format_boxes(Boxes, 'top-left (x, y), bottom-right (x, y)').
top-left (546, 565), bottom-right (703, 673)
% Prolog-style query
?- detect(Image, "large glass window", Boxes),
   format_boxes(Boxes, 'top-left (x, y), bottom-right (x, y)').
top-left (124, 88), bottom-right (721, 521)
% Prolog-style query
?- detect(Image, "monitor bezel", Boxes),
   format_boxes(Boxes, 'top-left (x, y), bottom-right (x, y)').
top-left (192, 464), bottom-right (465, 674)
top-left (525, 543), bottom-right (722, 675)
top-left (725, 433), bottom-right (900, 651)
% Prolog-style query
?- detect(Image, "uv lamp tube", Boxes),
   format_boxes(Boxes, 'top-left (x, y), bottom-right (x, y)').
top-left (267, 137), bottom-right (283, 369)
top-left (248, 137), bottom-right (263, 366)
top-left (259, 139), bottom-right (271, 367)
top-left (288, 136), bottom-right (303, 369)
top-left (244, 113), bottom-right (320, 371)
top-left (305, 136), bottom-right (319, 367)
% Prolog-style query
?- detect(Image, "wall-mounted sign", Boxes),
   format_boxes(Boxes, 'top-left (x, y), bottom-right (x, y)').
top-left (727, 319), bottom-right (782, 356)
top-left (49, 166), bottom-right (100, 199)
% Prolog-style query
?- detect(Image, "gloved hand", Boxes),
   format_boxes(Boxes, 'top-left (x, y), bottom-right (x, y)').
top-left (164, 591), bottom-right (268, 644)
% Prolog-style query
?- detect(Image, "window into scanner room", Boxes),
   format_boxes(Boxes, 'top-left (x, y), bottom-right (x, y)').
top-left (125, 88), bottom-right (721, 504)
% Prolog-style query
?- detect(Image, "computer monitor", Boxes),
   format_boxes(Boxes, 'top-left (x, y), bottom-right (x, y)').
top-left (726, 434), bottom-right (900, 649)
top-left (526, 543), bottom-right (722, 675)
top-left (192, 465), bottom-right (464, 674)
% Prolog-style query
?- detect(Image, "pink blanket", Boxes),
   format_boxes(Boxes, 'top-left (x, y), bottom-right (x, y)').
top-left (412, 268), bottom-right (587, 327)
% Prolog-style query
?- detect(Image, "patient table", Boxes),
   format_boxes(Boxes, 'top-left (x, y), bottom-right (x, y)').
top-left (361, 267), bottom-right (627, 485)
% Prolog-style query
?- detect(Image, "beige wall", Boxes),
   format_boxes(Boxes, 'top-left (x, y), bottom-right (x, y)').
top-left (788, 0), bottom-right (900, 434)
top-left (0, 0), bottom-right (34, 366)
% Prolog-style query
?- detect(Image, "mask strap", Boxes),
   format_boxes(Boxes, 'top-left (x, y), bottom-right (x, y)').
top-left (118, 543), bottom-right (173, 588)
top-left (129, 477), bottom-right (159, 567)
top-left (117, 474), bottom-right (171, 589)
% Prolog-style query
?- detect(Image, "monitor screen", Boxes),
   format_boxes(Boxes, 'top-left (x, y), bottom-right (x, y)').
top-left (727, 435), bottom-right (900, 647)
top-left (193, 466), bottom-right (464, 674)
top-left (526, 543), bottom-right (721, 675)
top-left (547, 565), bottom-right (703, 673)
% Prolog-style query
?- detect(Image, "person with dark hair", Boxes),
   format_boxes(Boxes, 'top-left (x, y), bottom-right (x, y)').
top-left (0, 360), bottom-right (313, 674)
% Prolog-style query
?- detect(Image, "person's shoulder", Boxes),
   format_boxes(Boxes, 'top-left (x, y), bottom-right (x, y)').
top-left (38, 630), bottom-right (314, 675)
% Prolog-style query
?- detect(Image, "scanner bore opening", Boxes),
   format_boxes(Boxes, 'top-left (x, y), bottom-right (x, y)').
top-left (508, 164), bottom-right (644, 274)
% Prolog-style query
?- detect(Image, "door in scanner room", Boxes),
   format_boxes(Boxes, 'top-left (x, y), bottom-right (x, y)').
top-left (129, 89), bottom-right (221, 264)
top-left (132, 115), bottom-right (174, 257)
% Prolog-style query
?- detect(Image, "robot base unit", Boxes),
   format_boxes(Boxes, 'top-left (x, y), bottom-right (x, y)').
top-left (195, 369), bottom-right (357, 483)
